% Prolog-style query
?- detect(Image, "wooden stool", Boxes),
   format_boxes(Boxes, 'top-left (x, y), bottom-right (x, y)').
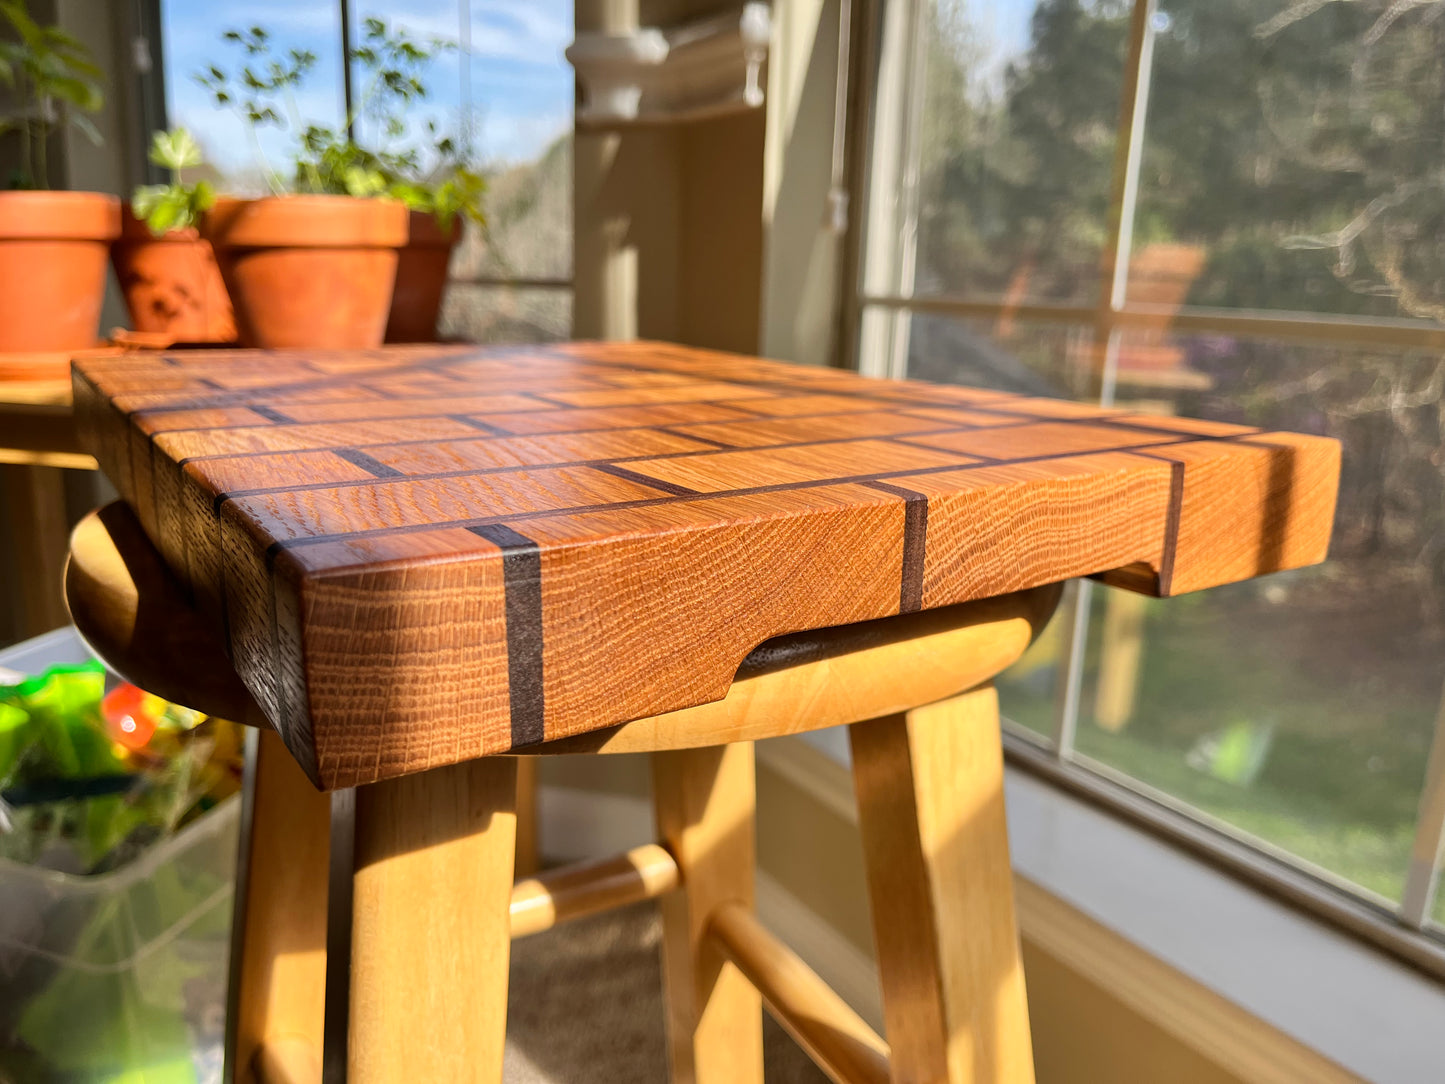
top-left (67, 340), bottom-right (1337, 1084)
top-left (68, 501), bottom-right (1059, 1084)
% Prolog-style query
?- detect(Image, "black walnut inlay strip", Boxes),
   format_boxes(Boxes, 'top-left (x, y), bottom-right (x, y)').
top-left (331, 447), bottom-right (405, 478)
top-left (469, 523), bottom-right (546, 746)
top-left (862, 480), bottom-right (929, 613)
top-left (590, 462), bottom-right (701, 496)
top-left (451, 414), bottom-right (511, 435)
top-left (248, 404), bottom-right (295, 424)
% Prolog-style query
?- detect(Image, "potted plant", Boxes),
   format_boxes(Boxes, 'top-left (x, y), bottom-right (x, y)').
top-left (194, 26), bottom-right (409, 349)
top-left (342, 18), bottom-right (486, 342)
top-left (113, 128), bottom-right (235, 343)
top-left (0, 1), bottom-right (119, 356)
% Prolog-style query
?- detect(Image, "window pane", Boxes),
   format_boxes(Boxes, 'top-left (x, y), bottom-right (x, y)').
top-left (905, 311), bottom-right (1102, 400)
top-left (440, 283), bottom-right (571, 343)
top-left (162, 3), bottom-right (574, 280)
top-left (1130, 0), bottom-right (1445, 324)
top-left (351, 2), bottom-right (574, 279)
top-left (464, 137), bottom-right (573, 281)
top-left (161, 2), bottom-right (346, 192)
top-left (1000, 580), bottom-right (1076, 740)
top-left (1074, 330), bottom-right (1445, 903)
top-left (911, 0), bottom-right (1129, 304)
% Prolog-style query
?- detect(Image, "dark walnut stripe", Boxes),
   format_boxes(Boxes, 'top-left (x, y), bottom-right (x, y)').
top-left (450, 414), bottom-right (512, 435)
top-left (330, 447), bottom-right (405, 478)
top-left (247, 404), bottom-right (295, 424)
top-left (467, 523), bottom-right (546, 747)
top-left (590, 462), bottom-right (701, 496)
top-left (862, 480), bottom-right (929, 613)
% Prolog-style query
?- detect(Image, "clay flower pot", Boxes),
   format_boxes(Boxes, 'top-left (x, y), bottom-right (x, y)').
top-left (385, 210), bottom-right (463, 343)
top-left (0, 190), bottom-right (120, 352)
top-left (201, 195), bottom-right (409, 349)
top-left (111, 207), bottom-right (235, 343)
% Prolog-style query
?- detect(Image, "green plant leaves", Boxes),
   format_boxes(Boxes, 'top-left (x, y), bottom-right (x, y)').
top-left (147, 127), bottom-right (203, 172)
top-left (188, 16), bottom-right (488, 224)
top-left (0, 0), bottom-right (105, 186)
top-left (132, 129), bottom-right (215, 234)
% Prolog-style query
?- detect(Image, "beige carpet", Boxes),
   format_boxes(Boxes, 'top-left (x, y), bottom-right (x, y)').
top-left (504, 901), bottom-right (831, 1083)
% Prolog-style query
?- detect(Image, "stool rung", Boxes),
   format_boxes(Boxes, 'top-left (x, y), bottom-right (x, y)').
top-left (510, 844), bottom-right (679, 938)
top-left (707, 901), bottom-right (891, 1084)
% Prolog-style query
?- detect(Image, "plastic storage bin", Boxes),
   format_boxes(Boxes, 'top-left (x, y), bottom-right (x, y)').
top-left (0, 627), bottom-right (238, 1084)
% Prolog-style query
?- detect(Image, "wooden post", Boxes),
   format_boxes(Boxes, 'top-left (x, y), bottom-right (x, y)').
top-left (850, 685), bottom-right (1035, 1084)
top-left (326, 756), bottom-right (519, 1084)
top-left (651, 743), bottom-right (764, 1084)
top-left (3, 463), bottom-right (71, 638)
top-left (226, 729), bottom-right (331, 1084)
top-left (514, 755), bottom-right (540, 876)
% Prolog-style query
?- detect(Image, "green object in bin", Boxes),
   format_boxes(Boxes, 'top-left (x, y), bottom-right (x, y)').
top-left (0, 655), bottom-right (243, 1082)
top-left (0, 700), bottom-right (27, 787)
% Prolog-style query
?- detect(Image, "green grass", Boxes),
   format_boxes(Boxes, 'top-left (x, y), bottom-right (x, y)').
top-left (998, 567), bottom-right (1444, 906)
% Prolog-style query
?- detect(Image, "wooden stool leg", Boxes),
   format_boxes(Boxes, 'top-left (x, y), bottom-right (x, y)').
top-left (325, 756), bottom-right (519, 1084)
top-left (651, 743), bottom-right (764, 1084)
top-left (226, 728), bottom-right (330, 1084)
top-left (850, 684), bottom-right (1035, 1084)
top-left (514, 755), bottom-right (540, 876)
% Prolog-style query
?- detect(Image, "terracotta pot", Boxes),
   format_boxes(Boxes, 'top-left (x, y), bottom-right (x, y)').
top-left (111, 207), bottom-right (236, 343)
top-left (0, 190), bottom-right (120, 352)
top-left (201, 195), bottom-right (409, 348)
top-left (385, 210), bottom-right (463, 343)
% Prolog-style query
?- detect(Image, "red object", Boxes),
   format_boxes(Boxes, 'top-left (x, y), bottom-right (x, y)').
top-left (101, 684), bottom-right (157, 750)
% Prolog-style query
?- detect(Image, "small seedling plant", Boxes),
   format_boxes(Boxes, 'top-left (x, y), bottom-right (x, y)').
top-left (132, 127), bottom-right (216, 235)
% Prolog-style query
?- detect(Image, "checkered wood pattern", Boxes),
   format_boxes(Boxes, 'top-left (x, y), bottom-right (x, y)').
top-left (72, 341), bottom-right (1340, 788)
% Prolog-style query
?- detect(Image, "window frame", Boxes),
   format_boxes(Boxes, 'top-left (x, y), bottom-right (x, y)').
top-left (847, 0), bottom-right (1445, 972)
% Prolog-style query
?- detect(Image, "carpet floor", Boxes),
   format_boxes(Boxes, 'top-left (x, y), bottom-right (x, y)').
top-left (504, 901), bottom-right (831, 1083)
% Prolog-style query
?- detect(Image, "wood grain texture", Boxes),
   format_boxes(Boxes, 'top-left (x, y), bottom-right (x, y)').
top-left (71, 341), bottom-right (1341, 788)
top-left (708, 901), bottom-right (892, 1084)
top-left (509, 843), bottom-right (679, 938)
top-left (850, 685), bottom-right (1035, 1084)
top-left (336, 756), bottom-right (518, 1084)
top-left (66, 503), bottom-right (266, 727)
top-left (5, 464), bottom-right (71, 636)
top-left (652, 743), bottom-right (765, 1084)
top-left (227, 729), bottom-right (330, 1084)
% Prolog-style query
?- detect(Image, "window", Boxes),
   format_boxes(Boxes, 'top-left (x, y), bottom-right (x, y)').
top-left (855, 0), bottom-right (1445, 951)
top-left (157, 0), bottom-right (573, 341)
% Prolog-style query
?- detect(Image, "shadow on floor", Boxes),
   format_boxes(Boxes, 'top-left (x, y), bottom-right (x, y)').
top-left (505, 900), bottom-right (831, 1083)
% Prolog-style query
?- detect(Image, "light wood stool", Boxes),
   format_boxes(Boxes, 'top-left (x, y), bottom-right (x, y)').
top-left (67, 339), bottom-right (1337, 1083)
top-left (67, 501), bottom-right (1060, 1084)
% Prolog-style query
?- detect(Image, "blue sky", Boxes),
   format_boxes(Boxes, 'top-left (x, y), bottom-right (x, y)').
top-left (160, 0), bottom-right (573, 177)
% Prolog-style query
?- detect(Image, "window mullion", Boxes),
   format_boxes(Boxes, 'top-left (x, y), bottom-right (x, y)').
top-left (1400, 682), bottom-right (1445, 927)
top-left (1053, 0), bottom-right (1158, 753)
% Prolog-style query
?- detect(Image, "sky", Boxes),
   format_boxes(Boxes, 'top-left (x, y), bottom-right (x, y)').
top-left (160, 0), bottom-right (573, 178)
